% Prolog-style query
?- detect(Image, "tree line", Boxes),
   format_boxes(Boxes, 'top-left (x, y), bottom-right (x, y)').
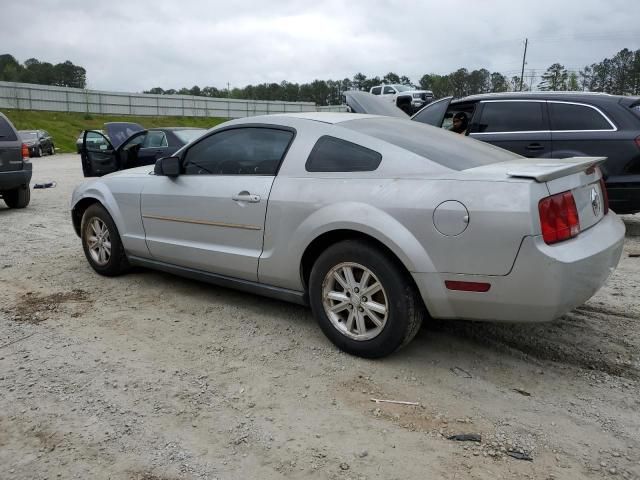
top-left (0, 54), bottom-right (86, 88)
top-left (144, 47), bottom-right (640, 104)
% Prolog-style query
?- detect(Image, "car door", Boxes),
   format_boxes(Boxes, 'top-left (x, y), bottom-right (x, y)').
top-left (469, 100), bottom-right (552, 157)
top-left (140, 126), bottom-right (295, 281)
top-left (411, 97), bottom-right (453, 127)
top-left (82, 130), bottom-right (119, 176)
top-left (136, 130), bottom-right (170, 166)
top-left (381, 85), bottom-right (397, 102)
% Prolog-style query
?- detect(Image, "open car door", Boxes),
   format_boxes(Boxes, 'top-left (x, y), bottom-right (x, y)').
top-left (82, 130), bottom-right (118, 177)
top-left (410, 96), bottom-right (453, 127)
top-left (343, 91), bottom-right (408, 118)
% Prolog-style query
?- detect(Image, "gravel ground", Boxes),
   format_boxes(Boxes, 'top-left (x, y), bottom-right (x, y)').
top-left (1, 154), bottom-right (639, 480)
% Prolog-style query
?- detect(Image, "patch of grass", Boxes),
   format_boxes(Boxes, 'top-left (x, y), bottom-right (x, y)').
top-left (1, 109), bottom-right (228, 153)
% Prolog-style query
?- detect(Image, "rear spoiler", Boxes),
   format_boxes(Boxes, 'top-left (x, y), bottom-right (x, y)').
top-left (507, 157), bottom-right (607, 182)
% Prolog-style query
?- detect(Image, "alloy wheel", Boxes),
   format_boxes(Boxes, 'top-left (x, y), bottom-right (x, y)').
top-left (321, 262), bottom-right (389, 341)
top-left (86, 217), bottom-right (112, 266)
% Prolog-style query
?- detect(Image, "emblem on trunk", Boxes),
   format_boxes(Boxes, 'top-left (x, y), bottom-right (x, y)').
top-left (591, 187), bottom-right (601, 216)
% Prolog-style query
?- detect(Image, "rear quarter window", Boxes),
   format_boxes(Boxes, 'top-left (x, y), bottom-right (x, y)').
top-left (306, 136), bottom-right (382, 172)
top-left (549, 102), bottom-right (613, 130)
top-left (0, 116), bottom-right (18, 141)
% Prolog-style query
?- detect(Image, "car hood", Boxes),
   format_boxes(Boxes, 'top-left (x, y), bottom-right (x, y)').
top-left (344, 91), bottom-right (408, 118)
top-left (105, 122), bottom-right (144, 149)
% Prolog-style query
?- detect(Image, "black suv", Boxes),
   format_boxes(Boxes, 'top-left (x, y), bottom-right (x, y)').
top-left (0, 112), bottom-right (32, 208)
top-left (413, 92), bottom-right (640, 214)
top-left (18, 129), bottom-right (55, 157)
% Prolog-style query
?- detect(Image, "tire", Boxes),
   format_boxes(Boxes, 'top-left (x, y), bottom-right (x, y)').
top-left (36, 146), bottom-right (43, 157)
top-left (80, 204), bottom-right (130, 276)
top-left (49, 144), bottom-right (55, 155)
top-left (308, 240), bottom-right (424, 358)
top-left (3, 185), bottom-right (30, 208)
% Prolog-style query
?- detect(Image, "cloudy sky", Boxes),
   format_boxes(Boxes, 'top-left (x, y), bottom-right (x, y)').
top-left (3, 0), bottom-right (638, 92)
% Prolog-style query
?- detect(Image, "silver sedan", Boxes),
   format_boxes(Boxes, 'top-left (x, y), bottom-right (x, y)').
top-left (70, 113), bottom-right (625, 358)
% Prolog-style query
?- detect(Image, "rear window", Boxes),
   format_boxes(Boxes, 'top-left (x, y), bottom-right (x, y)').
top-left (0, 117), bottom-right (18, 141)
top-left (549, 102), bottom-right (613, 131)
top-left (340, 117), bottom-right (519, 171)
top-left (174, 129), bottom-right (205, 144)
top-left (371, 87), bottom-right (382, 95)
top-left (306, 136), bottom-right (382, 172)
top-left (477, 101), bottom-right (546, 132)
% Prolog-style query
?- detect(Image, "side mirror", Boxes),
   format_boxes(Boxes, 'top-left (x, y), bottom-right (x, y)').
top-left (154, 156), bottom-right (181, 177)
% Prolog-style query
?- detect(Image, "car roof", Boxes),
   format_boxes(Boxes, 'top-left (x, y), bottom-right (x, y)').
top-left (454, 91), bottom-right (625, 105)
top-left (258, 112), bottom-right (385, 124)
top-left (149, 127), bottom-right (206, 131)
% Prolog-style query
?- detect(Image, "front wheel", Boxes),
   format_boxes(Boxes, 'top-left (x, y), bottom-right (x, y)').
top-left (309, 240), bottom-right (424, 358)
top-left (81, 204), bottom-right (130, 276)
top-left (49, 144), bottom-right (55, 155)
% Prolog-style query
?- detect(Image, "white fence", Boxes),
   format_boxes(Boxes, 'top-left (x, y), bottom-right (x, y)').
top-left (0, 81), bottom-right (346, 118)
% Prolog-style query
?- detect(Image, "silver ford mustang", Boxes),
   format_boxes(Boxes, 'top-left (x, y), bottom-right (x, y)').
top-left (70, 112), bottom-right (625, 358)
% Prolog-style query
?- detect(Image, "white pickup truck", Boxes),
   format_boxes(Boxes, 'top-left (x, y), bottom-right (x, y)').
top-left (369, 84), bottom-right (434, 114)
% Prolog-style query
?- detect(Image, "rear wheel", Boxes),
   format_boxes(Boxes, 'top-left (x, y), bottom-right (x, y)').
top-left (3, 185), bottom-right (30, 208)
top-left (81, 204), bottom-right (130, 276)
top-left (309, 240), bottom-right (424, 358)
top-left (49, 144), bottom-right (55, 155)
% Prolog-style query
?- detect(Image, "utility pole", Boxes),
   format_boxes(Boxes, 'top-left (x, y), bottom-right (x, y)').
top-left (227, 82), bottom-right (230, 98)
top-left (519, 38), bottom-right (528, 92)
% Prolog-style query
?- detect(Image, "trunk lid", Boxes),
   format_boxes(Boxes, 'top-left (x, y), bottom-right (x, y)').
top-left (466, 156), bottom-right (609, 233)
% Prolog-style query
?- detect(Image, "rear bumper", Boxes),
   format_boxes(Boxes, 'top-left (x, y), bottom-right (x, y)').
top-left (413, 212), bottom-right (625, 322)
top-left (0, 163), bottom-right (32, 191)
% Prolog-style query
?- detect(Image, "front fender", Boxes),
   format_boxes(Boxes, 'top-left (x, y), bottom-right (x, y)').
top-left (71, 181), bottom-right (127, 237)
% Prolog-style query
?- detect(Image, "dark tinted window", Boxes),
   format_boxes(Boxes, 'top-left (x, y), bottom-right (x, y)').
top-left (341, 117), bottom-right (519, 171)
top-left (477, 101), bottom-right (546, 132)
top-left (412, 98), bottom-right (451, 126)
top-left (184, 127), bottom-right (293, 175)
top-left (383, 86), bottom-right (395, 94)
top-left (306, 136), bottom-right (382, 172)
top-left (549, 102), bottom-right (613, 130)
top-left (371, 87), bottom-right (382, 95)
top-left (0, 117), bottom-right (18, 141)
top-left (143, 131), bottom-right (168, 148)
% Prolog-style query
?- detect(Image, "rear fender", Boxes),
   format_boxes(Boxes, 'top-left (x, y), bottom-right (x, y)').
top-left (297, 202), bottom-right (436, 274)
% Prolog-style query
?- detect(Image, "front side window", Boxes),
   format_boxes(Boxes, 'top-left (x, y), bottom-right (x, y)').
top-left (549, 102), bottom-right (613, 131)
top-left (183, 127), bottom-right (293, 175)
top-left (477, 101), bottom-right (546, 133)
top-left (305, 136), bottom-right (382, 172)
top-left (383, 86), bottom-right (396, 94)
top-left (371, 87), bottom-right (382, 95)
top-left (144, 131), bottom-right (168, 148)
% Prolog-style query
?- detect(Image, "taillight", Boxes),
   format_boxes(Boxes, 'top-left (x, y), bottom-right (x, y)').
top-left (538, 191), bottom-right (580, 244)
top-left (635, 135), bottom-right (640, 150)
top-left (21, 143), bottom-right (29, 160)
top-left (599, 177), bottom-right (609, 215)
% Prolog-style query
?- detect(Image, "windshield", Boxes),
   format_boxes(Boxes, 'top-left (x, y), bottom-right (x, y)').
top-left (340, 117), bottom-right (519, 171)
top-left (19, 131), bottom-right (38, 140)
top-left (173, 129), bottom-right (206, 144)
top-left (393, 85), bottom-right (413, 92)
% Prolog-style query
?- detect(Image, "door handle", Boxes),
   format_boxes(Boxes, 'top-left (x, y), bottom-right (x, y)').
top-left (232, 192), bottom-right (261, 203)
top-left (526, 143), bottom-right (545, 151)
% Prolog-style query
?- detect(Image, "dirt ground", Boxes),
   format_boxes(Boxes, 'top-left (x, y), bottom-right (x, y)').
top-left (1, 154), bottom-right (639, 480)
